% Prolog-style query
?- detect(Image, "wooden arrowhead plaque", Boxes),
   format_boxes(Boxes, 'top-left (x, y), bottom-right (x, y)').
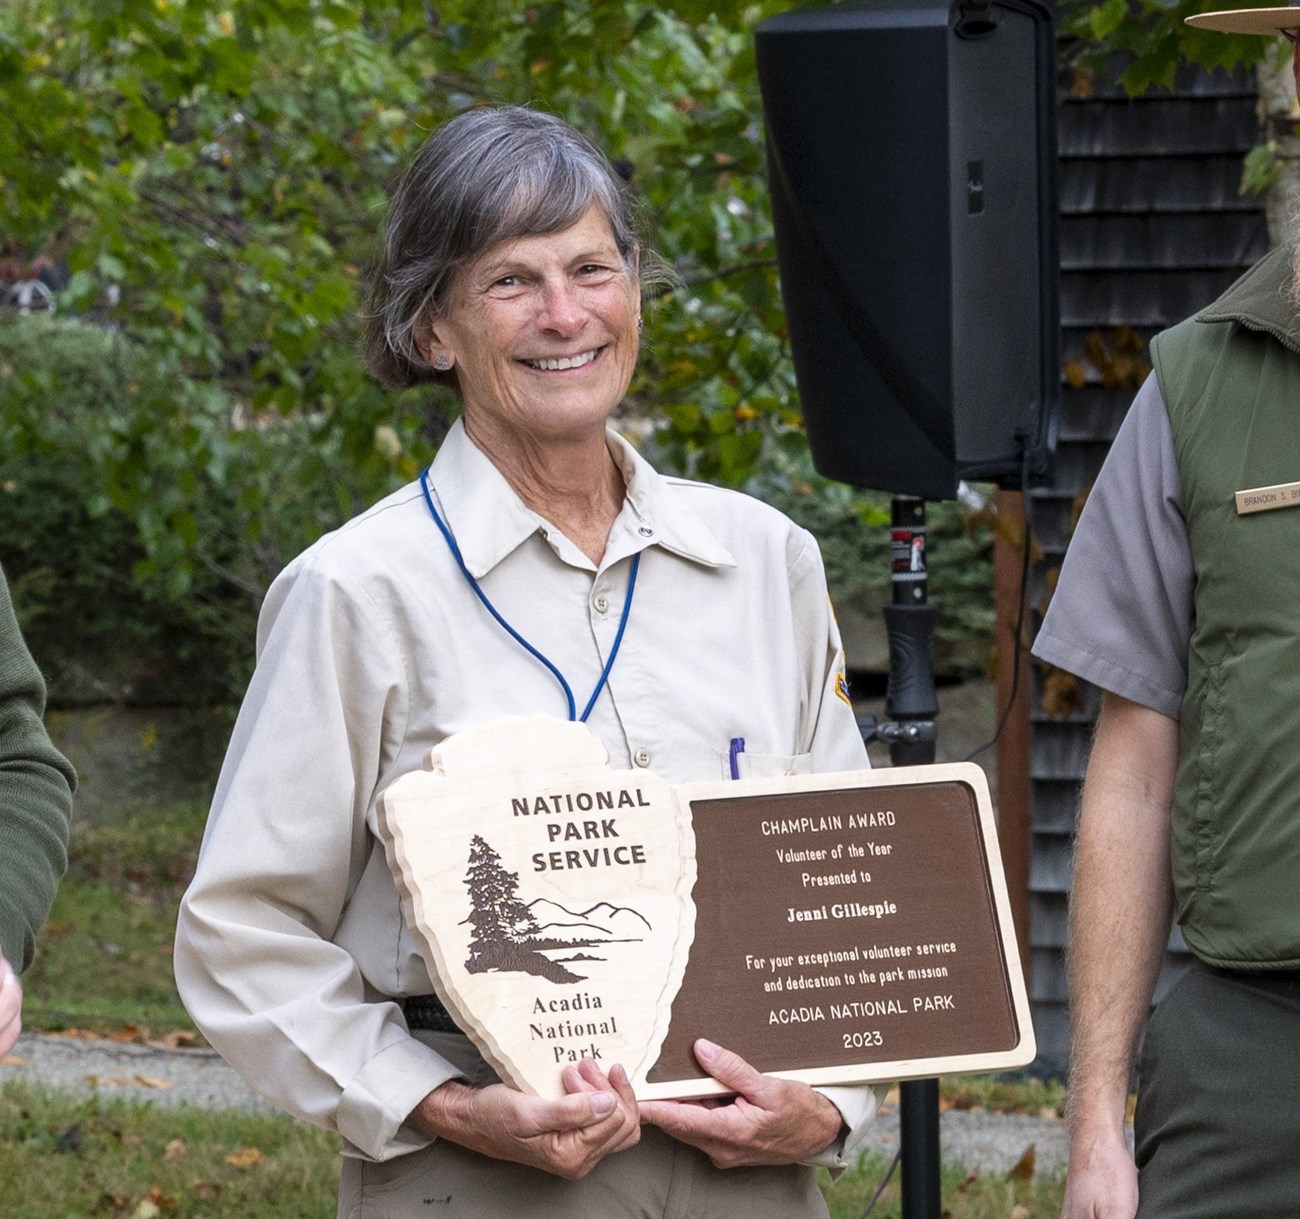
top-left (378, 716), bottom-right (1034, 1100)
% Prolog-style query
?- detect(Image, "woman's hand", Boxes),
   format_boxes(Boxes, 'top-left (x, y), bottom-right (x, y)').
top-left (408, 1057), bottom-right (640, 1180)
top-left (0, 950), bottom-right (22, 1057)
top-left (639, 1039), bottom-right (843, 1168)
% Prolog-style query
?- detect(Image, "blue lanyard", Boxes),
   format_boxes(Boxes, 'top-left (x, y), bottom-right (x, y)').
top-left (419, 468), bottom-right (641, 722)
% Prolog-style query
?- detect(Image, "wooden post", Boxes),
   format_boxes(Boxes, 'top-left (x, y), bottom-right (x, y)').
top-left (994, 488), bottom-right (1032, 979)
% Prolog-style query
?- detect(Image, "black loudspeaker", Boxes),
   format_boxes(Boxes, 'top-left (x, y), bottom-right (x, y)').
top-left (756, 0), bottom-right (1059, 500)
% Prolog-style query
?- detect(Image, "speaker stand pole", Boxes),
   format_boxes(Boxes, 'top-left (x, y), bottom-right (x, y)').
top-left (882, 496), bottom-right (941, 1219)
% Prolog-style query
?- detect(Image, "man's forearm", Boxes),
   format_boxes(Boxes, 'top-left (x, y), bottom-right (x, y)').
top-left (1066, 694), bottom-right (1177, 1142)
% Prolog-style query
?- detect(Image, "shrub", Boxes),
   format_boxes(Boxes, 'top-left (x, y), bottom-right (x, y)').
top-left (0, 314), bottom-right (433, 707)
top-left (755, 455), bottom-right (995, 678)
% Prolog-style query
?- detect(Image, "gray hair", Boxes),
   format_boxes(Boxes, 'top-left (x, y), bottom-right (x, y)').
top-left (364, 106), bottom-right (649, 388)
top-left (1292, 211), bottom-right (1300, 313)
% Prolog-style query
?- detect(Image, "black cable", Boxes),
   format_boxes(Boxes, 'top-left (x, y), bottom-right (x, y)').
top-left (964, 439), bottom-right (1034, 763)
top-left (856, 1145), bottom-right (902, 1219)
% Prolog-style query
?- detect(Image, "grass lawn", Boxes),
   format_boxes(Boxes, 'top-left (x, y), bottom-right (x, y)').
top-left (22, 803), bottom-right (203, 1039)
top-left (1, 1078), bottom-right (1065, 1219)
top-left (822, 1149), bottom-right (1066, 1218)
top-left (0, 1081), bottom-right (340, 1218)
top-left (0, 1077), bottom-right (1065, 1219)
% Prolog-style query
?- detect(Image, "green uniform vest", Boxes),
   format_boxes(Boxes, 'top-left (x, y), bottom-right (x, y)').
top-left (1151, 246), bottom-right (1300, 968)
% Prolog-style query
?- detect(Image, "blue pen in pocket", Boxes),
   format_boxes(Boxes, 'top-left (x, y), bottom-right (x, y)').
top-left (728, 737), bottom-right (745, 780)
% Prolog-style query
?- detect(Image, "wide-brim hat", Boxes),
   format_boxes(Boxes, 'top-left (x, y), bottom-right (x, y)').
top-left (1185, 2), bottom-right (1300, 34)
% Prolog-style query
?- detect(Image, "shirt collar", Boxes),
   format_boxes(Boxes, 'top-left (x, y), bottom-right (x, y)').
top-left (606, 430), bottom-right (735, 570)
top-left (1196, 243), bottom-right (1300, 355)
top-left (425, 418), bottom-right (735, 577)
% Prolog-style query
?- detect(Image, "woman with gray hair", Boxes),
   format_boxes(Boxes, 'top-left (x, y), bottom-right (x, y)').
top-left (176, 106), bottom-right (881, 1218)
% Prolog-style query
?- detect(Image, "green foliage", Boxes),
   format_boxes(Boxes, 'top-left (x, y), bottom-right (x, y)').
top-left (1, 0), bottom-right (805, 545)
top-left (1060, 0), bottom-right (1270, 94)
top-left (0, 1), bottom-right (999, 699)
top-left (1241, 139), bottom-right (1288, 196)
top-left (754, 453), bottom-right (997, 677)
top-left (0, 313), bottom-right (430, 704)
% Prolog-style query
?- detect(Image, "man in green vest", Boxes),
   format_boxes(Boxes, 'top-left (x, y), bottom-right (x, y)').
top-left (1032, 8), bottom-right (1300, 1217)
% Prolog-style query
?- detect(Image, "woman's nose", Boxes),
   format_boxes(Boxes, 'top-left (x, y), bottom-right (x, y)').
top-left (536, 281), bottom-right (586, 333)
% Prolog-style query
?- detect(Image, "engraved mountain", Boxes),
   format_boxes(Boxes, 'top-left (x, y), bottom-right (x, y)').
top-left (527, 899), bottom-right (652, 942)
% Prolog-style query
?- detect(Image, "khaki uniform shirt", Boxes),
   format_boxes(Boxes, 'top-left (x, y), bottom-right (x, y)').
top-left (175, 420), bottom-right (879, 1164)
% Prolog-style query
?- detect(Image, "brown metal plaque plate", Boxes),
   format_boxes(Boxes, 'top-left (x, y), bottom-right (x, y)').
top-left (648, 778), bottom-right (1022, 1089)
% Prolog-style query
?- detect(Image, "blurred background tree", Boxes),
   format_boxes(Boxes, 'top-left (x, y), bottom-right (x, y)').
top-left (0, 0), bottom-right (995, 718)
top-left (2, 0), bottom-right (801, 534)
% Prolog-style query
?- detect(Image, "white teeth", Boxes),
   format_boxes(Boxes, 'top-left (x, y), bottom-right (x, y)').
top-left (527, 350), bottom-right (598, 371)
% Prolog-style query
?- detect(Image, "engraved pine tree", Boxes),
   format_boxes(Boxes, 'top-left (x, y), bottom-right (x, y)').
top-left (463, 834), bottom-right (581, 983)
top-left (465, 835), bottom-right (540, 958)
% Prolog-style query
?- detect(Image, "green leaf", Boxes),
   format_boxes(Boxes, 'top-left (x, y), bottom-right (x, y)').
top-left (1240, 142), bottom-right (1283, 196)
top-left (1089, 0), bottom-right (1128, 40)
top-left (97, 252), bottom-right (127, 281)
top-left (170, 508), bottom-right (200, 548)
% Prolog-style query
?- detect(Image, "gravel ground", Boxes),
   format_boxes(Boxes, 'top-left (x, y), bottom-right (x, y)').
top-left (3, 1032), bottom-right (1068, 1177)
top-left (2, 1032), bottom-right (276, 1115)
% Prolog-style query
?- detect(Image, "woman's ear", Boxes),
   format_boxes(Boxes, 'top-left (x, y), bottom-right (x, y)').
top-left (420, 324), bottom-right (455, 374)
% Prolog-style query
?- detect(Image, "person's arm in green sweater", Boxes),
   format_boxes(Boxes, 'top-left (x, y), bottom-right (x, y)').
top-left (0, 564), bottom-right (75, 986)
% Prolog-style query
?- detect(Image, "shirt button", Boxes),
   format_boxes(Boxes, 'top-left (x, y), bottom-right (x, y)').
top-left (593, 593), bottom-right (610, 613)
top-left (633, 748), bottom-right (651, 768)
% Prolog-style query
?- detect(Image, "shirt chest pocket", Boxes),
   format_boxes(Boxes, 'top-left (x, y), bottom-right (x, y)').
top-left (718, 750), bottom-right (814, 780)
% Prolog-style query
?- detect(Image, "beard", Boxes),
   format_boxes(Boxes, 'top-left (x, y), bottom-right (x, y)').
top-left (1293, 230), bottom-right (1300, 312)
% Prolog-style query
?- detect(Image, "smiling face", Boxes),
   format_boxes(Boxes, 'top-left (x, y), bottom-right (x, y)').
top-left (425, 205), bottom-right (641, 457)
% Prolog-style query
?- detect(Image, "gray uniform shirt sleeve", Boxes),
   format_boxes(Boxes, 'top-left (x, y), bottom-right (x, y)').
top-left (1031, 373), bottom-right (1193, 720)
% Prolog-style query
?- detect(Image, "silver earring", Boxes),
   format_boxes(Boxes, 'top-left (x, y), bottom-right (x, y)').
top-left (434, 355), bottom-right (450, 371)
top-left (636, 317), bottom-right (643, 332)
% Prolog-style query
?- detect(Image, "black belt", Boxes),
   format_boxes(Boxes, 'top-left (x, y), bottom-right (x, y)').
top-left (403, 993), bottom-right (463, 1034)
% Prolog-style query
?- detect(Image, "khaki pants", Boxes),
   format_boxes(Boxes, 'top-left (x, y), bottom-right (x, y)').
top-left (338, 1032), bottom-right (829, 1219)
top-left (339, 1124), bottom-right (829, 1219)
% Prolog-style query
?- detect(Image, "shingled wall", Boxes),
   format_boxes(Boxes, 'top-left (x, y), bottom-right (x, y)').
top-left (1026, 62), bottom-right (1270, 1073)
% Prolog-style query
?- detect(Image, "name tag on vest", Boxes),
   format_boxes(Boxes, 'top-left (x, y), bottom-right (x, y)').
top-left (1235, 481), bottom-right (1300, 515)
